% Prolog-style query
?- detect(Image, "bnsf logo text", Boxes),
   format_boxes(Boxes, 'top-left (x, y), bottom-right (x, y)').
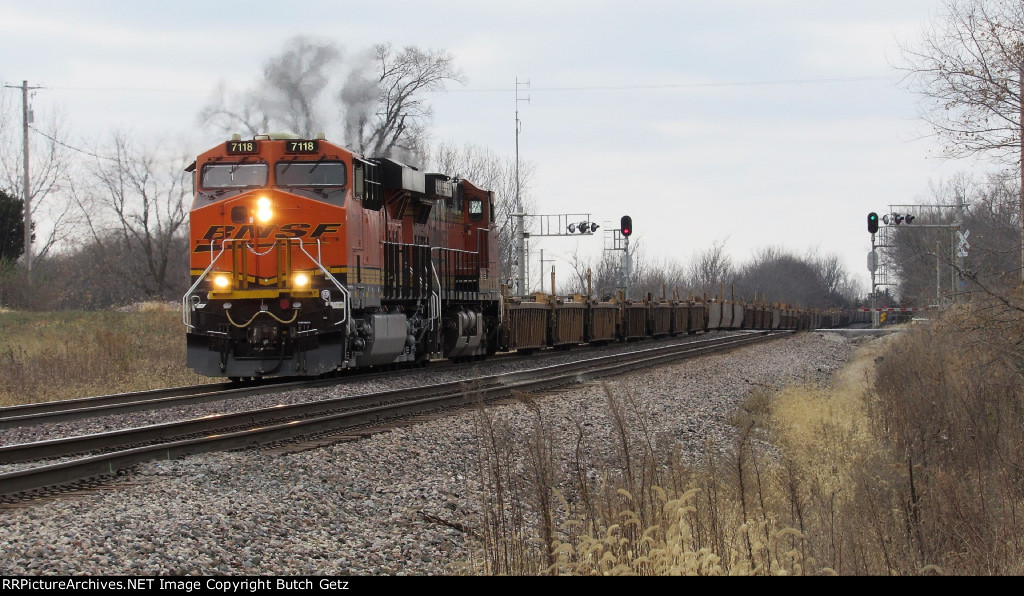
top-left (201, 223), bottom-right (342, 240)
top-left (194, 223), bottom-right (343, 252)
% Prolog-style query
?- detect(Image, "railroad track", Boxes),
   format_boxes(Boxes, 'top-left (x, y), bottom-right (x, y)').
top-left (0, 340), bottom-right (581, 430)
top-left (0, 362), bottom-right (453, 430)
top-left (0, 330), bottom-right (788, 499)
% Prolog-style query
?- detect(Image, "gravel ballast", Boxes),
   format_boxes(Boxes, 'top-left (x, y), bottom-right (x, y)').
top-left (0, 331), bottom-right (865, 575)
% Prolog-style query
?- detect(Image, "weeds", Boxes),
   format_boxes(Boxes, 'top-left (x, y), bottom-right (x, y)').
top-left (466, 298), bottom-right (1024, 574)
top-left (0, 305), bottom-right (211, 406)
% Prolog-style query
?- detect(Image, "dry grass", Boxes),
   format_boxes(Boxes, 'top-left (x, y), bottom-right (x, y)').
top-left (465, 307), bottom-right (1024, 575)
top-left (0, 306), bottom-right (211, 407)
top-left (870, 298), bottom-right (1024, 574)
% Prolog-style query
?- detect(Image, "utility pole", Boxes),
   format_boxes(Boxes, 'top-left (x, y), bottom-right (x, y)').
top-left (4, 80), bottom-right (42, 277)
top-left (514, 78), bottom-right (530, 295)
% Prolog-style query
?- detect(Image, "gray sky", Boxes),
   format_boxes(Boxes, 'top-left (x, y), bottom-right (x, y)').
top-left (0, 0), bottom-right (985, 297)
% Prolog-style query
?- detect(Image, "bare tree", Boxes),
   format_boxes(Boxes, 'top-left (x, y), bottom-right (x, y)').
top-left (592, 249), bottom-right (629, 299)
top-left (687, 239), bottom-right (734, 299)
top-left (345, 43), bottom-right (465, 162)
top-left (810, 250), bottom-right (860, 305)
top-left (563, 248), bottom-right (595, 297)
top-left (899, 0), bottom-right (1024, 282)
top-left (633, 255), bottom-right (689, 300)
top-left (80, 134), bottom-right (191, 298)
top-left (0, 103), bottom-right (76, 261)
top-left (563, 239), bottom-right (654, 300)
top-left (964, 171), bottom-right (1022, 281)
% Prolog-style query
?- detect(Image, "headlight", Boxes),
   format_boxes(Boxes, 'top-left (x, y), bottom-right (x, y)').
top-left (293, 272), bottom-right (311, 288)
top-left (256, 196), bottom-right (273, 223)
top-left (213, 274), bottom-right (231, 289)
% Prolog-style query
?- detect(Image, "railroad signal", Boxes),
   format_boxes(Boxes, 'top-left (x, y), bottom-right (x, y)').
top-left (882, 212), bottom-right (914, 226)
top-left (567, 221), bottom-right (600, 234)
top-left (621, 215), bottom-right (632, 237)
top-left (868, 212), bottom-right (879, 234)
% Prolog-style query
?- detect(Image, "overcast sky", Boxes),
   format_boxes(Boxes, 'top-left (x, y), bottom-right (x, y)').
top-left (0, 0), bottom-right (987, 297)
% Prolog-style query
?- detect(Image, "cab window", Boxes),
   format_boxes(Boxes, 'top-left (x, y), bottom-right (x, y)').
top-left (200, 162), bottom-right (268, 189)
top-left (469, 199), bottom-right (484, 222)
top-left (194, 162), bottom-right (268, 207)
top-left (275, 160), bottom-right (347, 204)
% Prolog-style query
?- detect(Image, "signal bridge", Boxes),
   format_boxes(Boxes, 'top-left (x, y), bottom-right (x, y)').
top-left (866, 202), bottom-right (967, 328)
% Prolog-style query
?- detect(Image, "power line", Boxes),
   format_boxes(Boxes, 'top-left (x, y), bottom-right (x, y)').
top-left (22, 75), bottom-right (891, 96)
top-left (40, 85), bottom-right (209, 94)
top-left (444, 75), bottom-right (892, 94)
top-left (28, 125), bottom-right (116, 161)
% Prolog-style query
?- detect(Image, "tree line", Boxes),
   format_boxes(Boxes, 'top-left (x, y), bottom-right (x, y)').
top-left (557, 239), bottom-right (860, 309)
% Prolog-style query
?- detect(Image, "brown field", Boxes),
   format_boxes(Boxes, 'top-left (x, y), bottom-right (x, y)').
top-left (0, 303), bottom-right (212, 407)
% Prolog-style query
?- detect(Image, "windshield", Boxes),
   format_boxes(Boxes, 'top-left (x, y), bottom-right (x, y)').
top-left (275, 160), bottom-right (347, 204)
top-left (201, 162), bottom-right (268, 189)
top-left (275, 160), bottom-right (347, 187)
top-left (193, 162), bottom-right (269, 207)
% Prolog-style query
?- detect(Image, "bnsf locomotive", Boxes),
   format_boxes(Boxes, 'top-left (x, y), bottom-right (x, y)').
top-left (183, 133), bottom-right (500, 379)
top-left (182, 133), bottom-right (851, 380)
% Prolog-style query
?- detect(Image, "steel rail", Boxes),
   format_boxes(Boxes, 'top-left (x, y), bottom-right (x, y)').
top-left (0, 331), bottom-right (777, 466)
top-left (0, 331), bottom-right (787, 497)
top-left (0, 331), bottom-right (737, 429)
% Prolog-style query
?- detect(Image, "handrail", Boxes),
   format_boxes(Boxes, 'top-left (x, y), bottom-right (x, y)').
top-left (428, 254), bottom-right (442, 331)
top-left (181, 241), bottom-right (229, 328)
top-left (294, 238), bottom-right (350, 330)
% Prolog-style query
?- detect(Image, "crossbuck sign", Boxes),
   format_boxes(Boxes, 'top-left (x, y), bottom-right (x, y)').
top-left (957, 230), bottom-right (970, 258)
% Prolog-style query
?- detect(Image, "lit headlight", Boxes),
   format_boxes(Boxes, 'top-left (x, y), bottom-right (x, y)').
top-left (213, 274), bottom-right (231, 289)
top-left (293, 272), bottom-right (311, 288)
top-left (256, 196), bottom-right (273, 223)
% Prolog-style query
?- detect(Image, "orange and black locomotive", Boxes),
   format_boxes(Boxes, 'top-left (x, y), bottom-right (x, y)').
top-left (183, 133), bottom-right (499, 379)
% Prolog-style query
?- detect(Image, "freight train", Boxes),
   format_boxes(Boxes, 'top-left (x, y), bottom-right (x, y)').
top-left (182, 133), bottom-right (849, 380)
